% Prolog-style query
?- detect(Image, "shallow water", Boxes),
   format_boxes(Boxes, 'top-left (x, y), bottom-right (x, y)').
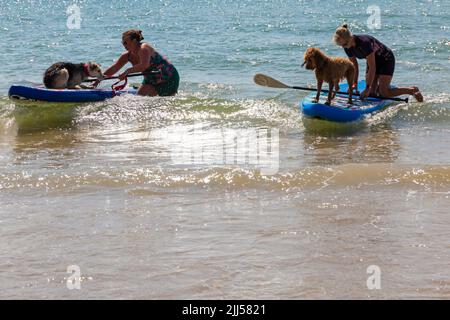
top-left (0, 0), bottom-right (449, 299)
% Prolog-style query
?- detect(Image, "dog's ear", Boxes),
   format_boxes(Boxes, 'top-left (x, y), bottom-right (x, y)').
top-left (302, 48), bottom-right (313, 68)
top-left (314, 51), bottom-right (326, 69)
top-left (89, 61), bottom-right (101, 70)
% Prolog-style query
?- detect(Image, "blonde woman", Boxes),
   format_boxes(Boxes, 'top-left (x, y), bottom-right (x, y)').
top-left (333, 24), bottom-right (423, 102)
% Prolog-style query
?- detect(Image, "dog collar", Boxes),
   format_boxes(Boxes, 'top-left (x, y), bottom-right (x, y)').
top-left (83, 64), bottom-right (90, 76)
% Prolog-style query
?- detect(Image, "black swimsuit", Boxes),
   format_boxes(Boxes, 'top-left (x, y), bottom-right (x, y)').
top-left (344, 35), bottom-right (395, 76)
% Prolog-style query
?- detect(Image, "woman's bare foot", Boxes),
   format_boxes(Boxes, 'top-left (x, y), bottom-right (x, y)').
top-left (412, 86), bottom-right (424, 102)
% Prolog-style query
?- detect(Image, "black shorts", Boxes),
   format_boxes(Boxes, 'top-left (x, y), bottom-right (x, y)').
top-left (366, 53), bottom-right (395, 76)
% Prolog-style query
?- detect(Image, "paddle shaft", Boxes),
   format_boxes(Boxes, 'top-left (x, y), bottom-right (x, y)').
top-left (83, 71), bottom-right (160, 83)
top-left (254, 74), bottom-right (408, 103)
top-left (291, 85), bottom-right (408, 103)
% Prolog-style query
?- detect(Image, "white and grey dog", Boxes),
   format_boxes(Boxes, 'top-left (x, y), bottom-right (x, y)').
top-left (43, 61), bottom-right (104, 89)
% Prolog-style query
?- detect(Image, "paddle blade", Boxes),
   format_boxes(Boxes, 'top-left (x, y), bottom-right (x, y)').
top-left (253, 73), bottom-right (290, 89)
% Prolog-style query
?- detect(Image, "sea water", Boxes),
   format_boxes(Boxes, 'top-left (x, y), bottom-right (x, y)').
top-left (0, 0), bottom-right (449, 299)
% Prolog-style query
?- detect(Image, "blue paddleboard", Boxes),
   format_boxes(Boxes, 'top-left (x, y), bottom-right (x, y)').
top-left (300, 80), bottom-right (397, 122)
top-left (8, 85), bottom-right (137, 103)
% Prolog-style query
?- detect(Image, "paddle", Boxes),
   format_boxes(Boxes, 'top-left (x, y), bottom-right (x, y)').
top-left (83, 71), bottom-right (160, 83)
top-left (253, 73), bottom-right (409, 103)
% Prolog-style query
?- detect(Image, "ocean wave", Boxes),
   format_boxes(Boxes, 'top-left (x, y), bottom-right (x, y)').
top-left (1, 164), bottom-right (449, 193)
top-left (394, 94), bottom-right (450, 123)
top-left (363, 92), bottom-right (450, 125)
top-left (73, 94), bottom-right (304, 131)
top-left (1, 92), bottom-right (301, 133)
top-left (2, 85), bottom-right (449, 134)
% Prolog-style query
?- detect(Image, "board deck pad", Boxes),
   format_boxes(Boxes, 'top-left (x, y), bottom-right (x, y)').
top-left (306, 94), bottom-right (383, 111)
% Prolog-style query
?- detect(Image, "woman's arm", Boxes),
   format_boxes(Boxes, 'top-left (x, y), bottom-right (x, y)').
top-left (365, 52), bottom-right (376, 92)
top-left (103, 53), bottom-right (129, 77)
top-left (90, 53), bottom-right (129, 87)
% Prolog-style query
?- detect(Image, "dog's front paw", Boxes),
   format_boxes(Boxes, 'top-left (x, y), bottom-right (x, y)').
top-left (311, 98), bottom-right (319, 103)
top-left (325, 100), bottom-right (332, 105)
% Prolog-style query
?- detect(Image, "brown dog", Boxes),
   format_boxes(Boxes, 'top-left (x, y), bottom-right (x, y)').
top-left (302, 47), bottom-right (355, 105)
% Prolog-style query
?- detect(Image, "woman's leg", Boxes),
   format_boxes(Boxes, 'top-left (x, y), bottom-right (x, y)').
top-left (378, 75), bottom-right (423, 101)
top-left (137, 84), bottom-right (158, 96)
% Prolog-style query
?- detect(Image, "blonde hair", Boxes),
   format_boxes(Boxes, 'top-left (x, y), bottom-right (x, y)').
top-left (122, 29), bottom-right (144, 43)
top-left (333, 24), bottom-right (352, 45)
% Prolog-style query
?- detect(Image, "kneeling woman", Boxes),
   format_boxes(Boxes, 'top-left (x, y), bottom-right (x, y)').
top-left (333, 24), bottom-right (423, 102)
top-left (99, 29), bottom-right (179, 96)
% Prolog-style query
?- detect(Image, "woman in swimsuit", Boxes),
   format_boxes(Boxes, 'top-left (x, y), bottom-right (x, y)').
top-left (333, 24), bottom-right (423, 102)
top-left (95, 29), bottom-right (179, 96)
